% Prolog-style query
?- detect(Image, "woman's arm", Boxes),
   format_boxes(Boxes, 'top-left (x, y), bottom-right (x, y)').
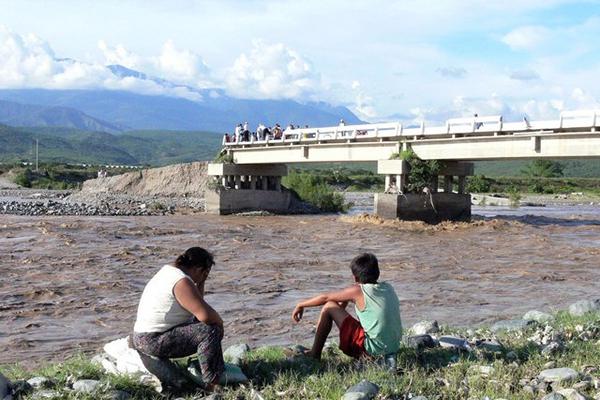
top-left (174, 278), bottom-right (223, 326)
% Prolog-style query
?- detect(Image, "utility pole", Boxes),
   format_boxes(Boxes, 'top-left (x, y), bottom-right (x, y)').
top-left (35, 139), bottom-right (39, 172)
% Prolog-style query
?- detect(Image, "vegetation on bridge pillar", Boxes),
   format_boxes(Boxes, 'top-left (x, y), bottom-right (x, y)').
top-left (390, 149), bottom-right (441, 193)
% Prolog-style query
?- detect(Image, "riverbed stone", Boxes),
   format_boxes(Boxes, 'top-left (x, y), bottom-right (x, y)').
top-left (475, 339), bottom-right (504, 353)
top-left (438, 336), bottom-right (471, 351)
top-left (406, 334), bottom-right (437, 350)
top-left (31, 389), bottom-right (62, 399)
top-left (108, 390), bottom-right (132, 400)
top-left (341, 380), bottom-right (379, 400)
top-left (557, 388), bottom-right (587, 400)
top-left (72, 379), bottom-right (102, 393)
top-left (539, 368), bottom-right (579, 383)
top-left (541, 393), bottom-right (567, 400)
top-left (27, 377), bottom-right (51, 389)
top-left (223, 343), bottom-right (250, 365)
top-left (410, 320), bottom-right (439, 335)
top-left (491, 319), bottom-right (536, 333)
top-left (523, 310), bottom-right (554, 323)
top-left (569, 299), bottom-right (600, 317)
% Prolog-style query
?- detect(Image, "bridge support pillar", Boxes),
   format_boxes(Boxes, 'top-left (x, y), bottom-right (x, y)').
top-left (375, 160), bottom-right (474, 223)
top-left (205, 163), bottom-right (291, 215)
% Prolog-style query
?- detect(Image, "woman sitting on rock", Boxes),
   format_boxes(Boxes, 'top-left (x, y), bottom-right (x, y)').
top-left (132, 247), bottom-right (224, 391)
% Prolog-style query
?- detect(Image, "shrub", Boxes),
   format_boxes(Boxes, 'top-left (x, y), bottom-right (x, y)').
top-left (506, 186), bottom-right (522, 207)
top-left (214, 151), bottom-right (234, 163)
top-left (399, 149), bottom-right (441, 193)
top-left (13, 169), bottom-right (33, 188)
top-left (467, 175), bottom-right (491, 193)
top-left (282, 172), bottom-right (348, 212)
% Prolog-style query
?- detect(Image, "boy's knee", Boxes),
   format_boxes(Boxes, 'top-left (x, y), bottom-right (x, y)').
top-left (321, 301), bottom-right (341, 313)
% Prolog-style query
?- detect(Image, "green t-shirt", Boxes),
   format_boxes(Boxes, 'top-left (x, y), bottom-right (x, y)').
top-left (355, 282), bottom-right (402, 356)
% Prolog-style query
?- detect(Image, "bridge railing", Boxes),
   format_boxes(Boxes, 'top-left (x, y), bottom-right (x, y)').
top-left (223, 109), bottom-right (600, 147)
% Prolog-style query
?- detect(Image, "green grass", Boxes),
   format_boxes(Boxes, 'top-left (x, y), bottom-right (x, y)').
top-left (3, 311), bottom-right (600, 399)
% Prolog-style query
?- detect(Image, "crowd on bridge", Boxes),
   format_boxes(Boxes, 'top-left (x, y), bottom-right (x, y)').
top-left (224, 122), bottom-right (313, 143)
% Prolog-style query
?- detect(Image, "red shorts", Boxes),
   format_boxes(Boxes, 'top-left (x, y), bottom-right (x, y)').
top-left (339, 315), bottom-right (366, 358)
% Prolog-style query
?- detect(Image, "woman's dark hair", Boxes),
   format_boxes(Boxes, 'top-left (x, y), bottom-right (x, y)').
top-left (350, 253), bottom-right (379, 284)
top-left (175, 247), bottom-right (214, 271)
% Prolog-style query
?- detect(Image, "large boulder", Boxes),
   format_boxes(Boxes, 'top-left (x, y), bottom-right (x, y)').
top-left (490, 319), bottom-right (535, 333)
top-left (342, 380), bottom-right (379, 400)
top-left (409, 320), bottom-right (439, 335)
top-left (223, 343), bottom-right (250, 365)
top-left (523, 310), bottom-right (554, 323)
top-left (539, 368), bottom-right (579, 384)
top-left (568, 299), bottom-right (600, 317)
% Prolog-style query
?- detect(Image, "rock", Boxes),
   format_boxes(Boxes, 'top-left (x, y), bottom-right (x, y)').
top-left (469, 365), bottom-right (495, 376)
top-left (202, 394), bottom-right (222, 400)
top-left (475, 339), bottom-right (503, 353)
top-left (541, 394), bottom-right (567, 400)
top-left (223, 343), bottom-right (250, 365)
top-left (569, 299), bottom-right (600, 316)
top-left (523, 310), bottom-right (554, 323)
top-left (342, 380), bottom-right (379, 400)
top-left (557, 388), bottom-right (587, 400)
top-left (523, 384), bottom-right (536, 395)
top-left (406, 334), bottom-right (437, 350)
top-left (26, 377), bottom-right (51, 389)
top-left (31, 389), bottom-right (62, 399)
top-left (542, 342), bottom-right (562, 357)
top-left (72, 379), bottom-right (102, 393)
top-left (250, 389), bottom-right (266, 400)
top-left (438, 336), bottom-right (471, 351)
top-left (490, 319), bottom-right (535, 333)
top-left (539, 368), bottom-right (579, 384)
top-left (219, 363), bottom-right (249, 385)
top-left (573, 381), bottom-right (591, 391)
top-left (409, 320), bottom-right (439, 335)
top-left (411, 397), bottom-right (428, 400)
top-left (108, 390), bottom-right (132, 400)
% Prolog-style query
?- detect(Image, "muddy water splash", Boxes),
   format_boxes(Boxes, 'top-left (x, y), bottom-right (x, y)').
top-left (1, 212), bottom-right (599, 366)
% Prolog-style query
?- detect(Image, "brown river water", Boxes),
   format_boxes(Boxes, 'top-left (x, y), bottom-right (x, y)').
top-left (1, 211), bottom-right (600, 366)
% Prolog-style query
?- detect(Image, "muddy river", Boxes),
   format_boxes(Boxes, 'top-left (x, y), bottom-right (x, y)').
top-left (2, 208), bottom-right (600, 366)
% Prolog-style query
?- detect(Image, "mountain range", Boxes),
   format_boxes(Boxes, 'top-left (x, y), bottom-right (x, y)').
top-left (0, 64), bottom-right (361, 133)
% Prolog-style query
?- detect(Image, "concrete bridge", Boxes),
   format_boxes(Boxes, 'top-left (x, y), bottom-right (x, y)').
top-left (207, 109), bottom-right (600, 221)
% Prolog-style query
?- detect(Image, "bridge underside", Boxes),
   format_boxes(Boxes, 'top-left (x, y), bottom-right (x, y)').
top-left (228, 132), bottom-right (600, 164)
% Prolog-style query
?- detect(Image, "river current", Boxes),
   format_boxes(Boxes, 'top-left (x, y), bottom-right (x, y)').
top-left (1, 202), bottom-right (599, 366)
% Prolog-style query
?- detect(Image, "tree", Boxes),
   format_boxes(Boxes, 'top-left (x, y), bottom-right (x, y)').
top-left (521, 160), bottom-right (564, 178)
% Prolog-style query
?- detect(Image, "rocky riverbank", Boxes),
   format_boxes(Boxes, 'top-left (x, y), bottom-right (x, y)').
top-left (2, 300), bottom-right (599, 400)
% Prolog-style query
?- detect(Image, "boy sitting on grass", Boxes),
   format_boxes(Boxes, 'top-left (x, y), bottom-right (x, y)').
top-left (292, 253), bottom-right (402, 360)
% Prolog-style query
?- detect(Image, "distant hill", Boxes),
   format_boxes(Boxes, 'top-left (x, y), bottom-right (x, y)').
top-left (0, 89), bottom-right (362, 133)
top-left (0, 100), bottom-right (126, 133)
top-left (475, 160), bottom-right (600, 178)
top-left (0, 125), bottom-right (222, 165)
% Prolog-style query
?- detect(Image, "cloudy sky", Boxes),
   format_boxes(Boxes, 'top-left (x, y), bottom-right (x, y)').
top-left (1, 0), bottom-right (600, 124)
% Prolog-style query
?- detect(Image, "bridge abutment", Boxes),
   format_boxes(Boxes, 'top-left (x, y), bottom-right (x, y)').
top-left (375, 160), bottom-right (474, 223)
top-left (206, 163), bottom-right (291, 215)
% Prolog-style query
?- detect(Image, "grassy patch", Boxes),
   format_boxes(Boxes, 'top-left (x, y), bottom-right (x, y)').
top-left (3, 312), bottom-right (600, 399)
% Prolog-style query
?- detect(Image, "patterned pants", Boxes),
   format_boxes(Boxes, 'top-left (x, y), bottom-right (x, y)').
top-left (132, 319), bottom-right (225, 385)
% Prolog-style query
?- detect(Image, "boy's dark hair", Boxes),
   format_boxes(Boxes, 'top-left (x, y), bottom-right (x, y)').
top-left (350, 253), bottom-right (379, 284)
top-left (175, 247), bottom-right (214, 271)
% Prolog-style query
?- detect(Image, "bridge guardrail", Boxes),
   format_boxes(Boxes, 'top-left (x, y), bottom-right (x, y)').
top-left (223, 109), bottom-right (600, 147)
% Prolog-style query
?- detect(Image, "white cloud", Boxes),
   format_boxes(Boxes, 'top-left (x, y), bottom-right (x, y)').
top-left (225, 40), bottom-right (320, 100)
top-left (501, 26), bottom-right (550, 51)
top-left (154, 40), bottom-right (210, 85)
top-left (436, 67), bottom-right (467, 79)
top-left (98, 40), bottom-right (141, 69)
top-left (0, 27), bottom-right (204, 101)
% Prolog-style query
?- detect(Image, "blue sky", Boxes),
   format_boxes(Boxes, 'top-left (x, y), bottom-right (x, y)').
top-left (1, 0), bottom-right (600, 123)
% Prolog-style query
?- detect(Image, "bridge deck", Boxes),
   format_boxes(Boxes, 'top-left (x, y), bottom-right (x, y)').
top-left (224, 110), bottom-right (600, 163)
